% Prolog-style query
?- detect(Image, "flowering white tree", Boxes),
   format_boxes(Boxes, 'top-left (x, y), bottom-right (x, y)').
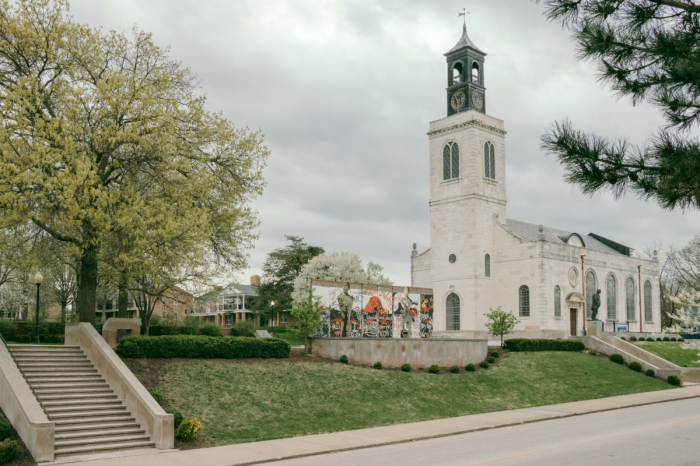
top-left (292, 252), bottom-right (392, 303)
top-left (665, 289), bottom-right (700, 334)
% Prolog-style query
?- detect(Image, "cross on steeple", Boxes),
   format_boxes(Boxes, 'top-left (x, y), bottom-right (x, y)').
top-left (458, 8), bottom-right (470, 27)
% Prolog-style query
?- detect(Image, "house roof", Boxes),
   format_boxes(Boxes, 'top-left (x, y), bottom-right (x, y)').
top-left (224, 284), bottom-right (259, 296)
top-left (503, 218), bottom-right (630, 256)
top-left (445, 25), bottom-right (485, 55)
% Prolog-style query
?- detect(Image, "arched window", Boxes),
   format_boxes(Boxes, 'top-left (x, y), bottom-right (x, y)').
top-left (626, 277), bottom-right (635, 321)
top-left (453, 62), bottom-right (463, 84)
top-left (484, 142), bottom-right (495, 179)
top-left (606, 274), bottom-right (617, 320)
top-left (471, 62), bottom-right (479, 83)
top-left (446, 293), bottom-right (460, 330)
top-left (585, 270), bottom-right (596, 319)
top-left (519, 286), bottom-right (530, 317)
top-left (554, 286), bottom-right (561, 317)
top-left (489, 143), bottom-right (495, 179)
top-left (644, 280), bottom-right (652, 322)
top-left (485, 254), bottom-right (490, 277)
top-left (443, 142), bottom-right (459, 180)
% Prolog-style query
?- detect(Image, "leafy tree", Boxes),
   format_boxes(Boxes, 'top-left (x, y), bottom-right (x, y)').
top-left (0, 0), bottom-right (268, 323)
top-left (484, 306), bottom-right (519, 347)
top-left (292, 252), bottom-right (393, 303)
top-left (289, 289), bottom-right (324, 338)
top-left (537, 0), bottom-right (700, 210)
top-left (253, 236), bottom-right (324, 323)
top-left (666, 289), bottom-right (700, 334)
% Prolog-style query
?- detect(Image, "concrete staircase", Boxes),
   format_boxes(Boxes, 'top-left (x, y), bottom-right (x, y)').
top-left (8, 344), bottom-right (156, 459)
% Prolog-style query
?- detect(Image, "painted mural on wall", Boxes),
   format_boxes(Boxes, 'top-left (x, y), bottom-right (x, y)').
top-left (310, 280), bottom-right (433, 339)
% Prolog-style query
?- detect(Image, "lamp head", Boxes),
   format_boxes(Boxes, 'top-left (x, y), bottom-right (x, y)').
top-left (33, 272), bottom-right (43, 285)
top-left (271, 301), bottom-right (275, 306)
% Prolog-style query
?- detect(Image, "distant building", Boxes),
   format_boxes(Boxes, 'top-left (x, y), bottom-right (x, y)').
top-left (194, 276), bottom-right (260, 326)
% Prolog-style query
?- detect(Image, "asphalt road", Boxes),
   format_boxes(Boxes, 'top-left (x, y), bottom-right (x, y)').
top-left (262, 398), bottom-right (700, 466)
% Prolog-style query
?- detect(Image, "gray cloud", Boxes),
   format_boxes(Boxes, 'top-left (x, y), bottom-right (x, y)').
top-left (69, 0), bottom-right (700, 284)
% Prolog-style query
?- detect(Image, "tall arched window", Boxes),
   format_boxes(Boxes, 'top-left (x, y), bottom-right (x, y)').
top-left (626, 277), bottom-right (636, 321)
top-left (446, 293), bottom-right (460, 330)
top-left (519, 286), bottom-right (530, 317)
top-left (484, 142), bottom-right (495, 179)
top-left (485, 254), bottom-right (490, 277)
top-left (443, 142), bottom-right (459, 180)
top-left (554, 285), bottom-right (561, 317)
top-left (472, 62), bottom-right (479, 83)
top-left (585, 270), bottom-right (596, 319)
top-left (606, 274), bottom-right (617, 320)
top-left (453, 62), bottom-right (463, 84)
top-left (644, 280), bottom-right (652, 322)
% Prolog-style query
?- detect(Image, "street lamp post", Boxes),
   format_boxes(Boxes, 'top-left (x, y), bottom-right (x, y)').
top-left (33, 272), bottom-right (43, 344)
top-left (270, 301), bottom-right (275, 336)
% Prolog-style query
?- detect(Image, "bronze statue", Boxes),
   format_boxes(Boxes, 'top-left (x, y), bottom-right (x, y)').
top-left (591, 289), bottom-right (601, 321)
top-left (337, 282), bottom-right (354, 337)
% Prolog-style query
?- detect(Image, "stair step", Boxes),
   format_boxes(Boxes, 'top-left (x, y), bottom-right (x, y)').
top-left (55, 434), bottom-right (151, 448)
top-left (53, 415), bottom-right (135, 425)
top-left (56, 428), bottom-right (145, 440)
top-left (7, 344), bottom-right (79, 348)
top-left (14, 357), bottom-right (88, 363)
top-left (49, 410), bottom-right (128, 420)
top-left (20, 367), bottom-right (96, 373)
top-left (37, 392), bottom-right (116, 401)
top-left (46, 404), bottom-right (125, 414)
top-left (11, 350), bottom-right (84, 355)
top-left (43, 399), bottom-right (121, 407)
top-left (55, 422), bottom-right (141, 433)
top-left (17, 362), bottom-right (93, 367)
top-left (32, 383), bottom-right (110, 391)
top-left (27, 378), bottom-right (105, 385)
top-left (54, 440), bottom-right (156, 457)
top-left (35, 387), bottom-right (113, 395)
top-left (24, 371), bottom-right (99, 377)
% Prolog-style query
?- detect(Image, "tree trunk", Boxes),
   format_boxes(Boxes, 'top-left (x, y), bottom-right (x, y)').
top-left (342, 312), bottom-right (348, 338)
top-left (117, 271), bottom-right (128, 318)
top-left (77, 245), bottom-right (98, 323)
top-left (60, 301), bottom-right (67, 324)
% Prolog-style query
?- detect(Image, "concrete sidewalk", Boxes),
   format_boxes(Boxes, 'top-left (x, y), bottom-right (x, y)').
top-left (49, 385), bottom-right (700, 466)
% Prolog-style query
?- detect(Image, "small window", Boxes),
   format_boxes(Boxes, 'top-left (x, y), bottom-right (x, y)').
top-left (644, 281), bottom-right (652, 322)
top-left (161, 297), bottom-right (166, 305)
top-left (174, 298), bottom-right (178, 306)
top-left (453, 62), bottom-right (463, 84)
top-left (554, 286), bottom-right (561, 317)
top-left (443, 142), bottom-right (459, 180)
top-left (484, 142), bottom-right (495, 179)
top-left (485, 254), bottom-right (490, 277)
top-left (607, 275), bottom-right (617, 320)
top-left (174, 312), bottom-right (178, 320)
top-left (626, 277), bottom-right (635, 321)
top-left (471, 62), bottom-right (479, 83)
top-left (449, 254), bottom-right (456, 264)
top-left (519, 286), bottom-right (530, 317)
top-left (280, 313), bottom-right (288, 324)
top-left (446, 293), bottom-right (460, 330)
top-left (162, 312), bottom-right (166, 319)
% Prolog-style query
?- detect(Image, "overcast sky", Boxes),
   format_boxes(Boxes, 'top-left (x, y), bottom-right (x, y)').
top-left (69, 0), bottom-right (700, 286)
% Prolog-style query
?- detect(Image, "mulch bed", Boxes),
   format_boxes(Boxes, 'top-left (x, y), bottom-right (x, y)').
top-left (1, 407), bottom-right (36, 466)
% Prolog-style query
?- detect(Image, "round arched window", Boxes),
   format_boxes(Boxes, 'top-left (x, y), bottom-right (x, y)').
top-left (449, 254), bottom-right (456, 264)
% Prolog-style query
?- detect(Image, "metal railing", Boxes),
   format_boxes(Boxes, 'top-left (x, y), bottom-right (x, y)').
top-left (0, 332), bottom-right (50, 417)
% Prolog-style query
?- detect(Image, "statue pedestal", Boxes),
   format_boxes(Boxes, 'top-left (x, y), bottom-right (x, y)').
top-left (586, 320), bottom-right (603, 337)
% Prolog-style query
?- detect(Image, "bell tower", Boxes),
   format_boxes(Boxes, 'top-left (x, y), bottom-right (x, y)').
top-left (445, 22), bottom-right (486, 116)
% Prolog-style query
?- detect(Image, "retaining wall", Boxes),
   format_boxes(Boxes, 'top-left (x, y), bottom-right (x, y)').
top-left (307, 338), bottom-right (488, 368)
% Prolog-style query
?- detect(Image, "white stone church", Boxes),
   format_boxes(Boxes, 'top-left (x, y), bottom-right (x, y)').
top-left (410, 24), bottom-right (661, 338)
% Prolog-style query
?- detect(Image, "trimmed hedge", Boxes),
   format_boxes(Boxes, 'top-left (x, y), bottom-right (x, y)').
top-left (490, 352), bottom-right (499, 358)
top-left (428, 365), bottom-right (439, 374)
top-left (487, 356), bottom-right (496, 364)
top-left (645, 369), bottom-right (655, 378)
top-left (340, 355), bottom-right (349, 364)
top-left (503, 339), bottom-right (585, 352)
top-left (401, 364), bottom-right (411, 372)
top-left (449, 366), bottom-right (460, 374)
top-left (0, 438), bottom-right (18, 465)
top-left (465, 363), bottom-right (475, 372)
top-left (116, 335), bottom-right (291, 359)
top-left (373, 361), bottom-right (382, 370)
top-left (628, 361), bottom-right (643, 372)
top-left (670, 337), bottom-right (677, 342)
top-left (479, 361), bottom-right (490, 369)
top-left (630, 336), bottom-right (638, 341)
top-left (646, 338), bottom-right (654, 342)
top-left (177, 417), bottom-right (202, 441)
top-left (610, 354), bottom-right (624, 364)
top-left (0, 415), bottom-right (9, 442)
top-left (668, 375), bottom-right (681, 386)
top-left (663, 337), bottom-right (670, 341)
top-left (656, 338), bottom-right (662, 342)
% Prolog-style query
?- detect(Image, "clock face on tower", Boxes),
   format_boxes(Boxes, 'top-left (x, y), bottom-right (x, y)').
top-left (471, 91), bottom-right (484, 110)
top-left (450, 91), bottom-right (466, 110)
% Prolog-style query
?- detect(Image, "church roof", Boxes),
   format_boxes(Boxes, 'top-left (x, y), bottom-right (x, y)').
top-left (445, 25), bottom-right (485, 56)
top-left (504, 219), bottom-right (630, 256)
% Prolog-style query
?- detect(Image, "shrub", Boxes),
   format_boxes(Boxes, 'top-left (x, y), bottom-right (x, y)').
top-left (428, 365), bottom-right (439, 374)
top-left (116, 335), bottom-right (291, 359)
top-left (610, 354), bottom-right (624, 364)
top-left (165, 408), bottom-right (183, 429)
top-left (479, 361), bottom-right (489, 369)
top-left (176, 417), bottom-right (202, 441)
top-left (628, 361), bottom-right (643, 372)
top-left (339, 355), bottom-right (349, 364)
top-left (486, 356), bottom-right (495, 364)
top-left (0, 321), bottom-right (16, 341)
top-left (679, 338), bottom-right (685, 342)
top-left (645, 369), bottom-right (655, 378)
top-left (646, 337), bottom-right (654, 342)
top-left (629, 336), bottom-right (637, 341)
top-left (667, 375), bottom-right (681, 386)
top-left (229, 320), bottom-right (256, 337)
top-left (200, 324), bottom-right (222, 337)
top-left (620, 337), bottom-right (626, 340)
top-left (656, 338), bottom-right (662, 341)
top-left (503, 339), bottom-right (585, 352)
top-left (401, 364), bottom-right (411, 372)
top-left (46, 335), bottom-right (60, 344)
top-left (449, 366), bottom-right (459, 374)
top-left (0, 415), bottom-right (10, 441)
top-left (0, 438), bottom-right (18, 465)
top-left (670, 337), bottom-right (677, 342)
top-left (147, 388), bottom-right (163, 405)
top-left (373, 361), bottom-right (382, 369)
top-left (490, 351), bottom-right (499, 358)
top-left (465, 363), bottom-right (476, 372)
top-left (663, 336), bottom-right (670, 341)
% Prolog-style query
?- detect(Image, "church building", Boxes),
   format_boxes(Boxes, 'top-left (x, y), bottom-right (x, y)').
top-left (410, 24), bottom-right (661, 338)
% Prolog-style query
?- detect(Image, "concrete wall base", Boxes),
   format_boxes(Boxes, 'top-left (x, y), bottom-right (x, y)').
top-left (102, 318), bottom-right (141, 349)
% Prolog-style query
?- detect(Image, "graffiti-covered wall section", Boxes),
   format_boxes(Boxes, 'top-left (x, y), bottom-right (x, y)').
top-left (310, 280), bottom-right (433, 338)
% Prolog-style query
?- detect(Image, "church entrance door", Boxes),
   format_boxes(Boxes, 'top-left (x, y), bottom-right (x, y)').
top-left (570, 309), bottom-right (577, 336)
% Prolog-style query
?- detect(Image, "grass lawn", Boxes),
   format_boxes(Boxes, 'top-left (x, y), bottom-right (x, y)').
top-left (637, 342), bottom-right (700, 368)
top-left (159, 351), bottom-right (672, 447)
top-left (271, 332), bottom-right (304, 346)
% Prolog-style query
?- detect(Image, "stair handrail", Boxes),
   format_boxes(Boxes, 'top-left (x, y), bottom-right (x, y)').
top-left (0, 332), bottom-right (50, 417)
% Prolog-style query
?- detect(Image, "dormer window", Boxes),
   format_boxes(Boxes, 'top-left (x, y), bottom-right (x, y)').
top-left (452, 62), bottom-right (463, 84)
top-left (566, 234), bottom-right (584, 247)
